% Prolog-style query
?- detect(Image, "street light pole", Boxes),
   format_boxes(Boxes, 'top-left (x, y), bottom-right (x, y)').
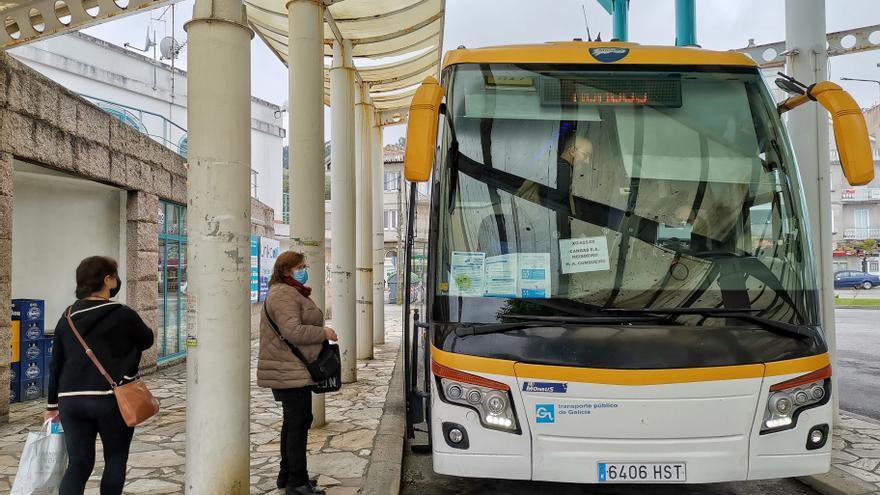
top-left (840, 77), bottom-right (880, 106)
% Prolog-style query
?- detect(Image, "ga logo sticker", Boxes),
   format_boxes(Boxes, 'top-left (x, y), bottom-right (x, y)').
top-left (589, 47), bottom-right (630, 63)
top-left (535, 404), bottom-right (555, 423)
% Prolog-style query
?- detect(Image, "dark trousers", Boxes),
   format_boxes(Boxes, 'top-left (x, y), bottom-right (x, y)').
top-left (274, 387), bottom-right (313, 488)
top-left (58, 396), bottom-right (135, 495)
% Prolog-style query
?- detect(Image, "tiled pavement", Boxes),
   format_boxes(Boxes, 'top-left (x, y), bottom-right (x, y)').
top-left (825, 413), bottom-right (880, 491)
top-left (0, 304), bottom-right (403, 494)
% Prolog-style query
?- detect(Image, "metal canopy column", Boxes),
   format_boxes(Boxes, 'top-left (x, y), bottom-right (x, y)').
top-left (372, 120), bottom-right (385, 345)
top-left (784, 0), bottom-right (838, 417)
top-left (675, 0), bottom-right (697, 46)
top-left (288, 0), bottom-right (327, 426)
top-left (184, 0), bottom-right (253, 491)
top-left (330, 39), bottom-right (358, 383)
top-left (356, 83), bottom-right (374, 360)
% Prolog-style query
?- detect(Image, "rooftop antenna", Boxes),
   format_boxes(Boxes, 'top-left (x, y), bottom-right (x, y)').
top-left (124, 26), bottom-right (155, 53)
top-left (582, 4), bottom-right (593, 42)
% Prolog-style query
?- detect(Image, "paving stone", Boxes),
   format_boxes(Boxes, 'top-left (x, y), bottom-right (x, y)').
top-left (837, 464), bottom-right (880, 483)
top-left (0, 305), bottom-right (403, 492)
top-left (329, 429), bottom-right (376, 451)
top-left (308, 452), bottom-right (369, 479)
top-left (850, 458), bottom-right (880, 471)
top-left (125, 478), bottom-right (182, 494)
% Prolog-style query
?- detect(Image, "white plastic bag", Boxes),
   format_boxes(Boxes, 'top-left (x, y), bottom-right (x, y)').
top-left (11, 420), bottom-right (67, 495)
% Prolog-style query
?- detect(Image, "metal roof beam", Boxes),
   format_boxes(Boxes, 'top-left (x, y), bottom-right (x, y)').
top-left (1, 0), bottom-right (175, 49)
top-left (737, 23), bottom-right (880, 68)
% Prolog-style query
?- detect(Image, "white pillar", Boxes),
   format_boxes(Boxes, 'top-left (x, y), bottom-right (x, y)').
top-left (372, 122), bottom-right (385, 344)
top-left (785, 0), bottom-right (837, 418)
top-left (330, 39), bottom-right (358, 383)
top-left (356, 84), bottom-right (374, 359)
top-left (288, 0), bottom-right (326, 426)
top-left (184, 0), bottom-right (252, 491)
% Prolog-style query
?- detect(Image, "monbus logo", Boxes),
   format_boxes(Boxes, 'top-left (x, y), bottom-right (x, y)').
top-left (589, 47), bottom-right (630, 63)
top-left (522, 381), bottom-right (568, 394)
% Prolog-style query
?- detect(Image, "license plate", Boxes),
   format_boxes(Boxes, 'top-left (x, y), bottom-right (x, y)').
top-left (598, 463), bottom-right (686, 483)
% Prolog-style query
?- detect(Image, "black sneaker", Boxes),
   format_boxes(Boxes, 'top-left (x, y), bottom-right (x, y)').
top-left (285, 483), bottom-right (325, 495)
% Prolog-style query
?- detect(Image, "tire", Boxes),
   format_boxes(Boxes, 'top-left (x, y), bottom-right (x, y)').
top-left (863, 281), bottom-right (874, 290)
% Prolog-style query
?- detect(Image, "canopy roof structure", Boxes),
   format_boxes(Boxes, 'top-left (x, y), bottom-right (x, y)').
top-left (0, 0), bottom-right (172, 48)
top-left (246, 0), bottom-right (445, 126)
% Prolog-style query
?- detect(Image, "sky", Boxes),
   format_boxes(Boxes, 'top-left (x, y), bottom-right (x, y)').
top-left (81, 0), bottom-right (880, 146)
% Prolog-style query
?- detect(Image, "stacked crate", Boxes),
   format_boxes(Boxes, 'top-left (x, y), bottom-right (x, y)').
top-left (10, 300), bottom-right (46, 403)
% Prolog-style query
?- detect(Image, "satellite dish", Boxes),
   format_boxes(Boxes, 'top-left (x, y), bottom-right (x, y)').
top-left (160, 37), bottom-right (184, 60)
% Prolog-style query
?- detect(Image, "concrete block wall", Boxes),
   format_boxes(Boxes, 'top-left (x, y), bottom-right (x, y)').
top-left (0, 52), bottom-right (187, 421)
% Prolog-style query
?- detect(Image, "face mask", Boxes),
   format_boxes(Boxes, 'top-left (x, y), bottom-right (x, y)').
top-left (292, 269), bottom-right (309, 285)
top-left (109, 275), bottom-right (122, 298)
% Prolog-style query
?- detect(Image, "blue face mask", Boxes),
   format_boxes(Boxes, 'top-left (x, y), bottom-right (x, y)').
top-left (292, 269), bottom-right (309, 285)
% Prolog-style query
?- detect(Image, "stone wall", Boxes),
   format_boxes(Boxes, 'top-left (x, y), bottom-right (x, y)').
top-left (0, 51), bottom-right (186, 419)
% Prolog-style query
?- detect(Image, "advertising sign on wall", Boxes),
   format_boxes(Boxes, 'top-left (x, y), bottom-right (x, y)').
top-left (259, 237), bottom-right (281, 301)
top-left (250, 235), bottom-right (259, 303)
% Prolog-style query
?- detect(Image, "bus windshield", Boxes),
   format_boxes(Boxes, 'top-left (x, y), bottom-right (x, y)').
top-left (434, 63), bottom-right (819, 327)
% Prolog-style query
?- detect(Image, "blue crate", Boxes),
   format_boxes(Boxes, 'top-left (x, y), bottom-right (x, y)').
top-left (18, 379), bottom-right (43, 402)
top-left (11, 300), bottom-right (45, 323)
top-left (10, 363), bottom-right (20, 383)
top-left (44, 336), bottom-right (54, 358)
top-left (21, 359), bottom-right (45, 381)
top-left (21, 321), bottom-right (44, 342)
top-left (10, 381), bottom-right (20, 404)
top-left (22, 340), bottom-right (45, 362)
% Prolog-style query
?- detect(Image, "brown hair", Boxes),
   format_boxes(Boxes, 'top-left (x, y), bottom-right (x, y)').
top-left (76, 256), bottom-right (119, 299)
top-left (269, 251), bottom-right (305, 286)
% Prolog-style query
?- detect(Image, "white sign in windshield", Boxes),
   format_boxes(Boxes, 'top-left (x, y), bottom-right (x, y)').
top-left (560, 236), bottom-right (611, 274)
top-left (484, 253), bottom-right (552, 298)
top-left (450, 251), bottom-right (486, 297)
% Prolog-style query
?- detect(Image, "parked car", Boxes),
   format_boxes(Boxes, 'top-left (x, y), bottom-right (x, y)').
top-left (833, 270), bottom-right (880, 290)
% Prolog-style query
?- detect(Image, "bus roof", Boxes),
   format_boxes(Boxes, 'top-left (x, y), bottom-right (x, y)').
top-left (442, 41), bottom-right (758, 70)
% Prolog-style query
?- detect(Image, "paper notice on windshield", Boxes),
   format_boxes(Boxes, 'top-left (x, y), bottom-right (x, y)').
top-left (450, 251), bottom-right (486, 297)
top-left (517, 253), bottom-right (552, 298)
top-left (560, 236), bottom-right (610, 274)
top-left (484, 254), bottom-right (518, 298)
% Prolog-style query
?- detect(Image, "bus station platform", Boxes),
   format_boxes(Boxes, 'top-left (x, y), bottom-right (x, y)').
top-left (0, 305), bottom-right (404, 494)
top-left (0, 304), bottom-right (878, 495)
top-left (801, 412), bottom-right (880, 495)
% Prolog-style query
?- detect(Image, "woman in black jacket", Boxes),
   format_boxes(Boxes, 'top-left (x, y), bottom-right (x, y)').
top-left (43, 256), bottom-right (154, 495)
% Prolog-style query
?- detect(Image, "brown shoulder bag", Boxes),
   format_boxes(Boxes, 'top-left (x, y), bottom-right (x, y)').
top-left (66, 307), bottom-right (160, 427)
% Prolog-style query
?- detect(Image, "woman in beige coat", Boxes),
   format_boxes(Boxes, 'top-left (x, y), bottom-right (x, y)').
top-left (258, 251), bottom-right (337, 495)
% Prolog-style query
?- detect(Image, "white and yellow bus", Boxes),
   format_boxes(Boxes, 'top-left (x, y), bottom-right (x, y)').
top-left (400, 41), bottom-right (874, 485)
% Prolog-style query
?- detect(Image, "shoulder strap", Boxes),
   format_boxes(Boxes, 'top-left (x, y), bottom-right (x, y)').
top-left (262, 300), bottom-right (312, 367)
top-left (66, 306), bottom-right (117, 389)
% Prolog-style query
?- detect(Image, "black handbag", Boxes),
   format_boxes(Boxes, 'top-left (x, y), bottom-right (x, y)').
top-left (263, 305), bottom-right (342, 393)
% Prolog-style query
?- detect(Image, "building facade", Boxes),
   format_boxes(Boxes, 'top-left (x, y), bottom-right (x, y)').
top-left (9, 32), bottom-right (287, 234)
top-left (830, 104), bottom-right (880, 274)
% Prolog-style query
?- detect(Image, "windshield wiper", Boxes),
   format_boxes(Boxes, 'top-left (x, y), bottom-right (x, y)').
top-left (454, 314), bottom-right (664, 337)
top-left (603, 307), bottom-right (813, 340)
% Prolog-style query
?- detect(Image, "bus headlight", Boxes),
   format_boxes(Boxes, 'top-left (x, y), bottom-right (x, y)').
top-left (433, 361), bottom-right (519, 433)
top-left (761, 365), bottom-right (831, 434)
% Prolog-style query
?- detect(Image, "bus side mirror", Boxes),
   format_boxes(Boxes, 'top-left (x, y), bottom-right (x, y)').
top-left (781, 82), bottom-right (874, 186)
top-left (404, 76), bottom-right (444, 183)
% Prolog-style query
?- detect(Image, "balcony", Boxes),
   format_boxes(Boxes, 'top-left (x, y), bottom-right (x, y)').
top-left (80, 94), bottom-right (188, 157)
top-left (844, 228), bottom-right (880, 240)
top-left (841, 188), bottom-right (880, 202)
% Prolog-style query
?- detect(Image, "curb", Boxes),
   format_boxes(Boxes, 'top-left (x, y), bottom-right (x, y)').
top-left (360, 345), bottom-right (406, 495)
top-left (799, 411), bottom-right (880, 495)
top-left (835, 306), bottom-right (880, 310)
